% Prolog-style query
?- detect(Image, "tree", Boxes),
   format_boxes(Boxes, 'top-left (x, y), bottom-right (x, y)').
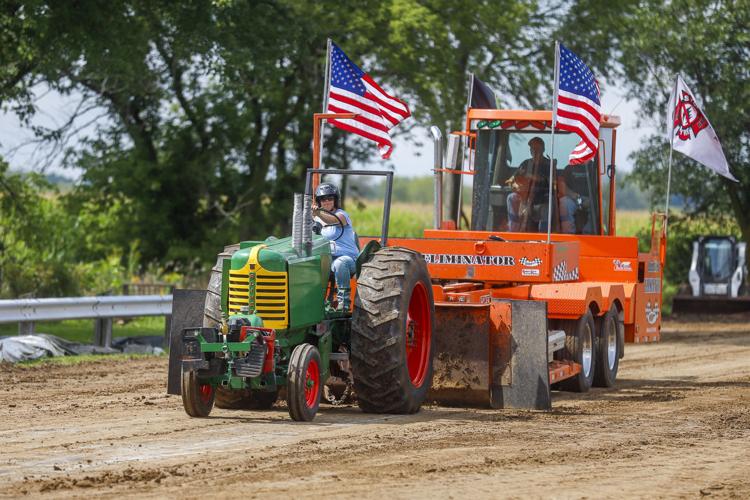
top-left (1, 0), bottom-right (559, 272)
top-left (580, 1), bottom-right (750, 245)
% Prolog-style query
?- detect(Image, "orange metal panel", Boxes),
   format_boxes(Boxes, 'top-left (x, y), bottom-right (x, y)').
top-left (528, 282), bottom-right (604, 319)
top-left (380, 237), bottom-right (581, 285)
top-left (465, 109), bottom-right (621, 128)
top-left (421, 230), bottom-right (639, 259)
top-left (629, 253), bottom-right (664, 343)
top-left (548, 360), bottom-right (581, 384)
top-left (577, 256), bottom-right (638, 283)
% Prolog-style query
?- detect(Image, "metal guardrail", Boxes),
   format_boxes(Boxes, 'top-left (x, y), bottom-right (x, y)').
top-left (0, 295), bottom-right (173, 347)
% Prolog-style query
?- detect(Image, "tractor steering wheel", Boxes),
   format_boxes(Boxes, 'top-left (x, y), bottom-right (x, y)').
top-left (315, 207), bottom-right (345, 242)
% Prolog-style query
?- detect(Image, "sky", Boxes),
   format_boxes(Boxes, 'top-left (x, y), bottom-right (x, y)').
top-left (0, 81), bottom-right (656, 181)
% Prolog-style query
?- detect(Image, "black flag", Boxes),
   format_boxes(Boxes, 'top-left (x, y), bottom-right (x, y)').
top-left (468, 74), bottom-right (498, 109)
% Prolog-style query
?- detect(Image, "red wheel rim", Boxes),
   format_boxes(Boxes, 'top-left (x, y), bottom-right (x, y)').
top-left (406, 282), bottom-right (431, 388)
top-left (198, 383), bottom-right (213, 405)
top-left (304, 359), bottom-right (320, 408)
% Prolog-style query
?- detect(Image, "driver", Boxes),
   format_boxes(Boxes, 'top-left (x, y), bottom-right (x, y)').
top-left (506, 137), bottom-right (553, 232)
top-left (312, 183), bottom-right (359, 310)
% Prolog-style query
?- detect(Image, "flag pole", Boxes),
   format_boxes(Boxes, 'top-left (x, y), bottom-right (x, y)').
top-left (319, 38), bottom-right (333, 170)
top-left (546, 41), bottom-right (561, 244)
top-left (664, 75), bottom-right (679, 232)
top-left (457, 73), bottom-right (475, 229)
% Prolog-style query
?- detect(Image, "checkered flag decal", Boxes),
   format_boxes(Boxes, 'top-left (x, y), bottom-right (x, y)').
top-left (552, 260), bottom-right (580, 282)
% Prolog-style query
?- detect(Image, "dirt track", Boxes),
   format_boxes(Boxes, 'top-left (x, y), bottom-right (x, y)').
top-left (2, 316), bottom-right (750, 499)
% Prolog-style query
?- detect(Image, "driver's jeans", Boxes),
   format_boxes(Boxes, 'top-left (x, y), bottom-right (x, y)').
top-left (332, 255), bottom-right (356, 294)
top-left (559, 196), bottom-right (577, 234)
top-left (507, 192), bottom-right (548, 232)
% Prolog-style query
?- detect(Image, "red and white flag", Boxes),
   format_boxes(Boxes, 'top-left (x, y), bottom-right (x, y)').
top-left (667, 75), bottom-right (736, 181)
top-left (326, 42), bottom-right (410, 159)
top-left (554, 43), bottom-right (601, 165)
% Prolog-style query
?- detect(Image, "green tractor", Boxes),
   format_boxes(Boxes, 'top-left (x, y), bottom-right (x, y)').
top-left (171, 169), bottom-right (435, 421)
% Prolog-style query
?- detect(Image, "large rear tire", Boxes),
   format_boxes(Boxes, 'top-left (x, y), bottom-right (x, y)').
top-left (181, 370), bottom-right (215, 418)
top-left (351, 247), bottom-right (434, 414)
top-left (247, 389), bottom-right (278, 410)
top-left (559, 310), bottom-right (596, 393)
top-left (593, 305), bottom-right (621, 388)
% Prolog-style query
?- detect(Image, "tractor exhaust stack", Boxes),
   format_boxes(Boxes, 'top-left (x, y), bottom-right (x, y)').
top-left (430, 126), bottom-right (443, 229)
top-left (292, 193), bottom-right (304, 252)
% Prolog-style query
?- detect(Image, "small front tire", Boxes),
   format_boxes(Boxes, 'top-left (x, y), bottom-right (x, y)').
top-left (181, 370), bottom-right (215, 418)
top-left (287, 344), bottom-right (322, 422)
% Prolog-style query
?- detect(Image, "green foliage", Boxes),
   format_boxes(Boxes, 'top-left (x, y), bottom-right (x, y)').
top-left (572, 0), bottom-right (750, 249)
top-left (0, 161), bottom-right (78, 297)
top-left (653, 213), bottom-right (740, 287)
top-left (1, 0), bottom-right (559, 281)
top-left (0, 161), bottom-right (183, 297)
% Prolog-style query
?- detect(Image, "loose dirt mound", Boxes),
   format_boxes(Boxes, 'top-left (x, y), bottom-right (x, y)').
top-left (2, 317), bottom-right (749, 498)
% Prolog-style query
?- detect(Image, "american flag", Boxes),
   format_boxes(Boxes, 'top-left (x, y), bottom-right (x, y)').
top-left (555, 44), bottom-right (601, 164)
top-left (326, 42), bottom-right (411, 159)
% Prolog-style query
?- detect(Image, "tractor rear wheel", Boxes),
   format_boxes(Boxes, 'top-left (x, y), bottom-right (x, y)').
top-left (351, 247), bottom-right (434, 414)
top-left (181, 370), bottom-right (215, 418)
top-left (559, 310), bottom-right (596, 393)
top-left (287, 344), bottom-right (322, 422)
top-left (247, 389), bottom-right (278, 409)
top-left (593, 305), bottom-right (621, 388)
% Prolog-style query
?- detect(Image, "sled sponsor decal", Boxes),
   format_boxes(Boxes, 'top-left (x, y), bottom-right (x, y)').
top-left (613, 259), bottom-right (632, 272)
top-left (519, 257), bottom-right (542, 267)
top-left (645, 278), bottom-right (661, 294)
top-left (423, 254), bottom-right (515, 266)
top-left (645, 301), bottom-right (660, 325)
top-left (647, 261), bottom-right (660, 273)
top-left (522, 268), bottom-right (541, 277)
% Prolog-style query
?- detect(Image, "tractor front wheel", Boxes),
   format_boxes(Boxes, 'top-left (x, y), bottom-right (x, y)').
top-left (351, 247), bottom-right (435, 414)
top-left (181, 370), bottom-right (215, 418)
top-left (287, 344), bottom-right (322, 422)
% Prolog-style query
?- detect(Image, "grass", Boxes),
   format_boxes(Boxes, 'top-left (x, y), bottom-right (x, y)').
top-left (616, 210), bottom-right (652, 237)
top-left (349, 200), bottom-right (434, 238)
top-left (0, 316), bottom-right (167, 344)
top-left (349, 201), bottom-right (655, 240)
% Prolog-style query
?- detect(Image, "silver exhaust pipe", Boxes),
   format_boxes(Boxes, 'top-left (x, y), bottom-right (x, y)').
top-left (292, 193), bottom-right (304, 251)
top-left (430, 126), bottom-right (444, 229)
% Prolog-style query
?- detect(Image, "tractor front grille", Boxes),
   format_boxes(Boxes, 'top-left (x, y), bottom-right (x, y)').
top-left (255, 268), bottom-right (288, 329)
top-left (228, 268), bottom-right (252, 314)
top-left (227, 252), bottom-right (288, 329)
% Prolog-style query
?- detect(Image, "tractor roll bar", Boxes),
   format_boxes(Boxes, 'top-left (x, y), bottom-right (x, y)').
top-left (305, 168), bottom-right (394, 247)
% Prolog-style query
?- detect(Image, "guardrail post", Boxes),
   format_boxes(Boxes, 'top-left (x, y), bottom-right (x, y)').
top-left (164, 314), bottom-right (172, 348)
top-left (94, 318), bottom-right (113, 348)
top-left (18, 321), bottom-right (36, 335)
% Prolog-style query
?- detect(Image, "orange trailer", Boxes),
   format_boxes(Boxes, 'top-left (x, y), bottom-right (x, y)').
top-left (347, 108), bottom-right (667, 409)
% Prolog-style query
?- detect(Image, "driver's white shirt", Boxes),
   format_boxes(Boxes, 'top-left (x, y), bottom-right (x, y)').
top-left (314, 209), bottom-right (358, 259)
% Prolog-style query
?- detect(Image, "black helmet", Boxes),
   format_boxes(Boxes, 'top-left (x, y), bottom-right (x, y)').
top-left (314, 183), bottom-right (339, 207)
